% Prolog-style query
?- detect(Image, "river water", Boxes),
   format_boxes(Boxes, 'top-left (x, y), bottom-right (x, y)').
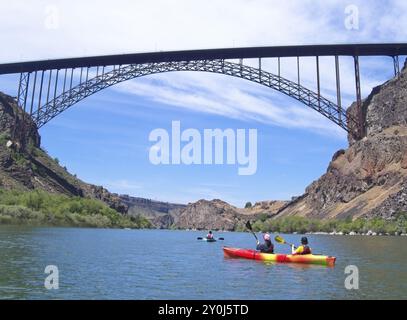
top-left (0, 226), bottom-right (406, 300)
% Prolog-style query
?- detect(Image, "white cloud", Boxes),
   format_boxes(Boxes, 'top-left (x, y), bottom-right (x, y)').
top-left (1, 0), bottom-right (406, 60)
top-left (114, 71), bottom-right (346, 138)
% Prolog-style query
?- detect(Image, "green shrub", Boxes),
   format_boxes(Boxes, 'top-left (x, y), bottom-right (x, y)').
top-left (0, 189), bottom-right (151, 229)
top-left (0, 132), bottom-right (10, 145)
top-left (249, 214), bottom-right (405, 235)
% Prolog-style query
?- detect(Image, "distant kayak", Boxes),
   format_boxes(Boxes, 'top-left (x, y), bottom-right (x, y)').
top-left (197, 237), bottom-right (224, 242)
top-left (223, 247), bottom-right (336, 267)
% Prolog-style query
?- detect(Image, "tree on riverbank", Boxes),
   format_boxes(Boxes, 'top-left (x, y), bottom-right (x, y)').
top-left (251, 214), bottom-right (407, 235)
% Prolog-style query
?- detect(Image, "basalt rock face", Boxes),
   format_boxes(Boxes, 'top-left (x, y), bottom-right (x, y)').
top-left (153, 214), bottom-right (175, 229)
top-left (246, 200), bottom-right (288, 216)
top-left (172, 199), bottom-right (279, 231)
top-left (348, 60), bottom-right (407, 146)
top-left (275, 61), bottom-right (407, 220)
top-left (0, 91), bottom-right (127, 214)
top-left (0, 92), bottom-right (40, 149)
top-left (173, 199), bottom-right (246, 231)
top-left (121, 195), bottom-right (186, 228)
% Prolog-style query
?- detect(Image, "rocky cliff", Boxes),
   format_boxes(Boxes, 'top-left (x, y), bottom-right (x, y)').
top-left (274, 60), bottom-right (407, 220)
top-left (120, 195), bottom-right (186, 228)
top-left (0, 91), bottom-right (127, 213)
top-left (173, 199), bottom-right (245, 231)
top-left (172, 199), bottom-right (283, 231)
top-left (246, 200), bottom-right (288, 216)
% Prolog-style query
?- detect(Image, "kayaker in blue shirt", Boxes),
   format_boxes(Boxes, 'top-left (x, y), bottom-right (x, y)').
top-left (256, 233), bottom-right (274, 253)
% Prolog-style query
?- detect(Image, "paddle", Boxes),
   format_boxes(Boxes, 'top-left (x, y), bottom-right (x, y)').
top-left (275, 235), bottom-right (295, 247)
top-left (245, 221), bottom-right (259, 243)
top-left (197, 237), bottom-right (224, 240)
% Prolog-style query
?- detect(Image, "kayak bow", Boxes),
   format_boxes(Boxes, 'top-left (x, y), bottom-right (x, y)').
top-left (223, 247), bottom-right (336, 267)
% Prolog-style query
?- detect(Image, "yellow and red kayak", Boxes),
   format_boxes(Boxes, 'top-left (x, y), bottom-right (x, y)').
top-left (223, 247), bottom-right (336, 267)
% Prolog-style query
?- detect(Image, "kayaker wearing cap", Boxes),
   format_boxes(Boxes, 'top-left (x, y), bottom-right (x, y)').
top-left (206, 230), bottom-right (214, 240)
top-left (291, 237), bottom-right (312, 255)
top-left (256, 233), bottom-right (274, 253)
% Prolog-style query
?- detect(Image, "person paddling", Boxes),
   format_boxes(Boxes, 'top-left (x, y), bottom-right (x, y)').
top-left (256, 233), bottom-right (274, 253)
top-left (206, 230), bottom-right (214, 240)
top-left (291, 237), bottom-right (312, 255)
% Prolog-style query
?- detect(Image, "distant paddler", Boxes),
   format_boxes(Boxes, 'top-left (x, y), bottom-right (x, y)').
top-left (197, 230), bottom-right (224, 241)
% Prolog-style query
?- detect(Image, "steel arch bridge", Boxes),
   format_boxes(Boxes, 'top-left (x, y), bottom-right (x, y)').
top-left (33, 60), bottom-right (351, 130)
top-left (1, 43), bottom-right (406, 140)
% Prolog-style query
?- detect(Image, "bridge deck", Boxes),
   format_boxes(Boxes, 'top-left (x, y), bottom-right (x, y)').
top-left (1, 43), bottom-right (406, 75)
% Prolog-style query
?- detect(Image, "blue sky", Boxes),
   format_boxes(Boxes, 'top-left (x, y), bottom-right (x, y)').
top-left (0, 0), bottom-right (406, 206)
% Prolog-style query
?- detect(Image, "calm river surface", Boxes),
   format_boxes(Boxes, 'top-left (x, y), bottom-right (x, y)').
top-left (0, 226), bottom-right (406, 299)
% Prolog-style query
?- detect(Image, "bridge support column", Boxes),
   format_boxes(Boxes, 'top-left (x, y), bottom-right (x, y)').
top-left (62, 69), bottom-right (68, 93)
top-left (354, 56), bottom-right (363, 139)
top-left (29, 71), bottom-right (38, 116)
top-left (335, 56), bottom-right (342, 124)
top-left (17, 72), bottom-right (30, 111)
top-left (53, 69), bottom-right (59, 111)
top-left (316, 56), bottom-right (321, 110)
top-left (14, 72), bottom-right (31, 145)
top-left (277, 57), bottom-right (281, 90)
top-left (37, 71), bottom-right (45, 121)
top-left (70, 68), bottom-right (74, 90)
top-left (297, 56), bottom-right (301, 100)
top-left (393, 56), bottom-right (400, 77)
top-left (46, 70), bottom-right (53, 108)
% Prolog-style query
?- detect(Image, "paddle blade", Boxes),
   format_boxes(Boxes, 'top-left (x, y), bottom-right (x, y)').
top-left (218, 237), bottom-right (224, 240)
top-left (274, 235), bottom-right (294, 247)
top-left (245, 221), bottom-right (252, 231)
top-left (274, 235), bottom-right (285, 244)
top-left (197, 237), bottom-right (203, 240)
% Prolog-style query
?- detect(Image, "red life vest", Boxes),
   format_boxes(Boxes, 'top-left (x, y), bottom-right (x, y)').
top-left (301, 245), bottom-right (311, 255)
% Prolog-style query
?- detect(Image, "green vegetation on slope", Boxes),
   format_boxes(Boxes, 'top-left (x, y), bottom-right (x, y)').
top-left (250, 214), bottom-right (407, 235)
top-left (0, 189), bottom-right (151, 229)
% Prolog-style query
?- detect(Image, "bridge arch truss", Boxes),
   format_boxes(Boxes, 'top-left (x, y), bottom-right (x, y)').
top-left (16, 59), bottom-right (358, 134)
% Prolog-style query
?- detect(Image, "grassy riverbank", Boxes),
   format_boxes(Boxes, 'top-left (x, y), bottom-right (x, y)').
top-left (0, 189), bottom-right (151, 228)
top-left (249, 213), bottom-right (407, 235)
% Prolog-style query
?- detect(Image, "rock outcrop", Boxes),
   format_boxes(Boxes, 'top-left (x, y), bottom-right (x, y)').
top-left (275, 60), bottom-right (407, 220)
top-left (247, 200), bottom-right (288, 216)
top-left (172, 199), bottom-right (283, 231)
top-left (173, 199), bottom-right (246, 231)
top-left (0, 91), bottom-right (127, 213)
top-left (121, 195), bottom-right (186, 228)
